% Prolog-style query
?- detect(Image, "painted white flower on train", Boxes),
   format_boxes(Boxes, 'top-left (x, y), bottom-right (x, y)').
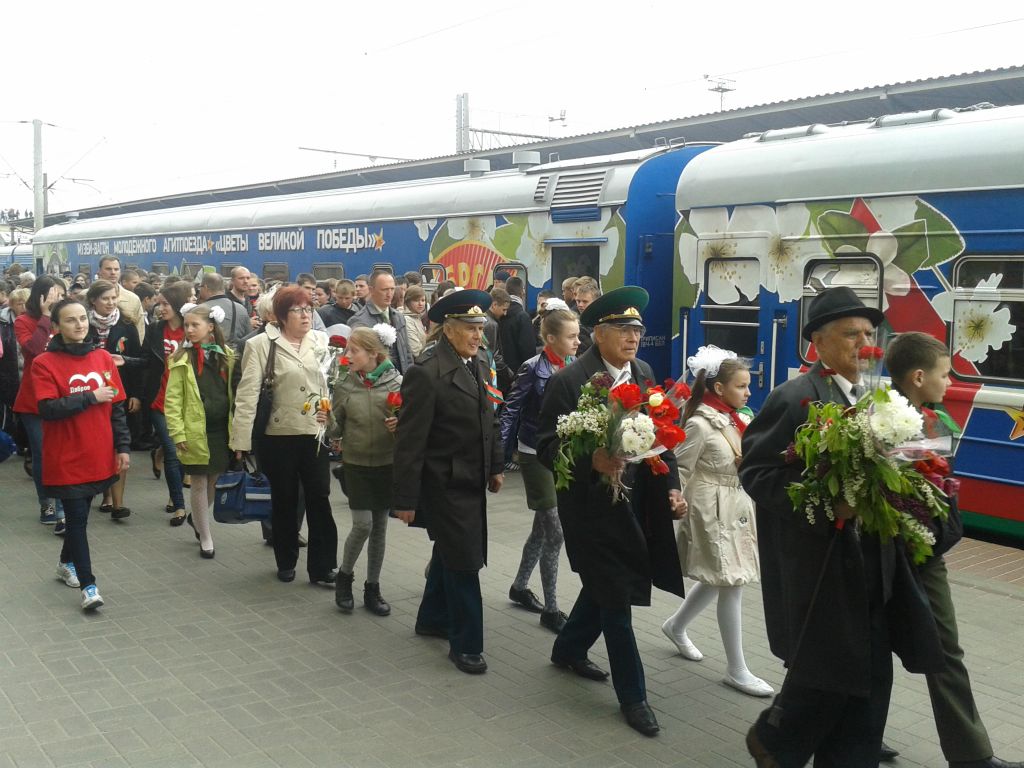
top-left (595, 208), bottom-right (621, 280)
top-left (730, 204), bottom-right (814, 303)
top-left (414, 219), bottom-right (437, 241)
top-left (835, 232), bottom-right (910, 309)
top-left (514, 213), bottom-right (552, 287)
top-left (932, 273), bottom-right (1015, 363)
top-left (678, 207), bottom-right (751, 305)
top-left (447, 215), bottom-right (496, 244)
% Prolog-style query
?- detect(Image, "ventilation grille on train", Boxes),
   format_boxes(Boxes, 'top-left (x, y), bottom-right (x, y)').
top-left (550, 171), bottom-right (606, 208)
top-left (533, 175), bottom-right (550, 202)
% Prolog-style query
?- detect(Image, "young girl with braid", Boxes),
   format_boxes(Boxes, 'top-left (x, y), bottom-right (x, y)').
top-left (661, 345), bottom-right (773, 698)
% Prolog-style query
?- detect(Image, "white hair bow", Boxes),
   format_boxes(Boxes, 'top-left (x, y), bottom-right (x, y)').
top-left (543, 298), bottom-right (571, 313)
top-left (373, 322), bottom-right (397, 348)
top-left (686, 344), bottom-right (737, 379)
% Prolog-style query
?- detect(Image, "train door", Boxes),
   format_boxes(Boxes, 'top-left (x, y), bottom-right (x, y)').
top-left (694, 256), bottom-right (775, 409)
top-left (798, 257), bottom-right (883, 362)
top-left (419, 263), bottom-right (447, 302)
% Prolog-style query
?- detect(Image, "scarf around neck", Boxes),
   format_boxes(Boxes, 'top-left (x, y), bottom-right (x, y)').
top-left (358, 359), bottom-right (394, 387)
top-left (702, 391), bottom-right (747, 434)
top-left (543, 346), bottom-right (572, 369)
top-left (89, 307), bottom-right (120, 344)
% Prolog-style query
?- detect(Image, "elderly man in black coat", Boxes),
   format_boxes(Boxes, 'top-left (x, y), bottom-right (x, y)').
top-left (739, 287), bottom-right (944, 768)
top-left (536, 286), bottom-right (686, 737)
top-left (393, 290), bottom-right (505, 675)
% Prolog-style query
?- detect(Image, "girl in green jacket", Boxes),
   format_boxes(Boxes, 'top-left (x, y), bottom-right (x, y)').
top-left (164, 304), bottom-right (235, 559)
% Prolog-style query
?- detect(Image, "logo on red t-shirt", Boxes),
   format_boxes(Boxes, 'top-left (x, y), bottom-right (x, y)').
top-left (163, 338), bottom-right (180, 357)
top-left (68, 372), bottom-right (104, 393)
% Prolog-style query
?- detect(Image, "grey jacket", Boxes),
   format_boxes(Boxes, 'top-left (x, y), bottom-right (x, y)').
top-left (203, 295), bottom-right (253, 350)
top-left (349, 302), bottom-right (413, 373)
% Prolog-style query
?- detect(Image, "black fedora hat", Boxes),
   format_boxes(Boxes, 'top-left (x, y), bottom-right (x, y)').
top-left (802, 286), bottom-right (885, 341)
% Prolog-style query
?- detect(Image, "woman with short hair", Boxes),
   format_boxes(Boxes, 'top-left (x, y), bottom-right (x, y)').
top-left (85, 279), bottom-right (145, 520)
top-left (231, 285), bottom-right (338, 584)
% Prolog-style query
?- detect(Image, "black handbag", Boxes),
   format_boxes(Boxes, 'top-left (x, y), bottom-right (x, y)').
top-left (252, 340), bottom-right (277, 444)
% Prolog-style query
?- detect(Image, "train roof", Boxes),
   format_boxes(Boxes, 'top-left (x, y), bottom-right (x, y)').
top-left (676, 103), bottom-right (1024, 209)
top-left (34, 148), bottom-right (671, 244)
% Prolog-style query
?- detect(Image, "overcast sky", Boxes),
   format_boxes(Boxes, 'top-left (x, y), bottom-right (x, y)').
top-left (1, 1), bottom-right (1021, 216)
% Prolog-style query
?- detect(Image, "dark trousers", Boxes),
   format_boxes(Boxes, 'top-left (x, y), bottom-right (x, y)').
top-left (754, 605), bottom-right (892, 768)
top-left (59, 495), bottom-right (95, 589)
top-left (553, 587), bottom-right (646, 706)
top-left (920, 556), bottom-right (993, 762)
top-left (151, 410), bottom-right (186, 510)
top-left (417, 547), bottom-right (483, 655)
top-left (258, 434), bottom-right (337, 577)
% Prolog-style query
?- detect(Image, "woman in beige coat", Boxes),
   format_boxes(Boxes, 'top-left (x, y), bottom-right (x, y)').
top-left (231, 285), bottom-right (338, 585)
top-left (661, 346), bottom-right (773, 698)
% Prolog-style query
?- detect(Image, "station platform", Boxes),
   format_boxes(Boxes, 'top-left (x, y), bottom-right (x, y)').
top-left (1, 454), bottom-right (1022, 767)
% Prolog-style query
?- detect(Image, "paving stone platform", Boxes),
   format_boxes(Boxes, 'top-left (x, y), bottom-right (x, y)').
top-left (1, 454), bottom-right (1022, 767)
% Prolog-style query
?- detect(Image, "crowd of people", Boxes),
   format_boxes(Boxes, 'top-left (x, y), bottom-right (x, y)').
top-left (1, 259), bottom-right (1021, 766)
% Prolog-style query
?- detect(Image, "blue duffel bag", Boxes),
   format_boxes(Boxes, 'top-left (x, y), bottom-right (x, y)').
top-left (214, 460), bottom-right (272, 524)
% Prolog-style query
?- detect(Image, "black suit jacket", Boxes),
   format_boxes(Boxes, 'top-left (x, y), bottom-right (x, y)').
top-left (392, 338), bottom-right (503, 571)
top-left (536, 345), bottom-right (684, 609)
top-left (740, 361), bottom-right (943, 695)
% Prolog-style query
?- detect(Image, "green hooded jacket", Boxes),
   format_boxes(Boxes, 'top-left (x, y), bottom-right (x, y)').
top-left (164, 347), bottom-right (235, 467)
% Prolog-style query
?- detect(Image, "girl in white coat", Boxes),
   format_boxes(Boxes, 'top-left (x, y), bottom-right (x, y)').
top-left (661, 346), bottom-right (773, 698)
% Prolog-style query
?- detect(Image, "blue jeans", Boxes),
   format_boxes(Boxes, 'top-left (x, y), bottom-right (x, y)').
top-left (59, 495), bottom-right (95, 589)
top-left (150, 409), bottom-right (185, 509)
top-left (20, 413), bottom-right (63, 516)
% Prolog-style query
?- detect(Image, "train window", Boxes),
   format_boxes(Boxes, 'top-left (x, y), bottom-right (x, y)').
top-left (552, 246), bottom-right (600, 295)
top-left (799, 258), bottom-right (882, 362)
top-left (370, 263), bottom-right (394, 275)
top-left (701, 257), bottom-right (760, 357)
top-left (182, 262), bottom-right (203, 279)
top-left (152, 262), bottom-right (169, 276)
top-left (951, 256), bottom-right (1024, 382)
top-left (313, 263), bottom-right (345, 281)
top-left (220, 261), bottom-right (240, 278)
top-left (77, 264), bottom-right (90, 275)
top-left (262, 262), bottom-right (289, 282)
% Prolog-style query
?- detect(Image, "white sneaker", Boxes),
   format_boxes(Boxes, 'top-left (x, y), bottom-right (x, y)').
top-left (661, 621), bottom-right (703, 661)
top-left (81, 585), bottom-right (104, 611)
top-left (723, 673), bottom-right (775, 698)
top-left (56, 562), bottom-right (80, 588)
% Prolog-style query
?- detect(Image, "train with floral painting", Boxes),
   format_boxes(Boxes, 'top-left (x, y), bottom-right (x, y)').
top-left (672, 103), bottom-right (1024, 539)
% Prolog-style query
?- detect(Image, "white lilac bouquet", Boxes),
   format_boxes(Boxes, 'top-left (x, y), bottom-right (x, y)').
top-left (786, 384), bottom-right (950, 564)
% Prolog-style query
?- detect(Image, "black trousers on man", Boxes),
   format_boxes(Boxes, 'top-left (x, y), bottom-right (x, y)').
top-left (752, 604), bottom-right (893, 768)
top-left (553, 587), bottom-right (646, 706)
top-left (258, 434), bottom-right (337, 579)
top-left (417, 547), bottom-right (483, 655)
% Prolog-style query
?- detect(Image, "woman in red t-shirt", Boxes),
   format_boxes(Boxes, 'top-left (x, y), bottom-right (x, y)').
top-left (143, 282), bottom-right (191, 523)
top-left (14, 276), bottom-right (67, 528)
top-left (33, 298), bottom-right (130, 612)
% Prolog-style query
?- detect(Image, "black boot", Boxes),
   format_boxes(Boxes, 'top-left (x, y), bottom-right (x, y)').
top-left (335, 571), bottom-right (354, 613)
top-left (363, 582), bottom-right (391, 616)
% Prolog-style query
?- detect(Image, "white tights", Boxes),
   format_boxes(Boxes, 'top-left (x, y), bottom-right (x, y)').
top-left (664, 583), bottom-right (758, 683)
top-left (189, 474), bottom-right (216, 551)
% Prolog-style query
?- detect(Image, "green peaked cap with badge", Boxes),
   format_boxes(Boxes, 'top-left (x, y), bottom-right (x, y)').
top-left (427, 288), bottom-right (492, 324)
top-left (580, 285), bottom-right (649, 328)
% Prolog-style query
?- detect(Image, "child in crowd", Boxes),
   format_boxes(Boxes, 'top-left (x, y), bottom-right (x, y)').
top-left (330, 325), bottom-right (402, 615)
top-left (662, 345), bottom-right (773, 698)
top-left (164, 304), bottom-right (234, 558)
top-left (33, 298), bottom-right (130, 611)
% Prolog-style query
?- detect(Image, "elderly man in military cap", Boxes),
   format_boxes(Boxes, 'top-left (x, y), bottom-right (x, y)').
top-left (740, 286), bottom-right (946, 767)
top-left (536, 286), bottom-right (687, 737)
top-left (393, 289), bottom-right (505, 675)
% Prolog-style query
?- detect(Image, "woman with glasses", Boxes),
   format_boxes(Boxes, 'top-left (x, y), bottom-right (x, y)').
top-left (231, 285), bottom-right (339, 585)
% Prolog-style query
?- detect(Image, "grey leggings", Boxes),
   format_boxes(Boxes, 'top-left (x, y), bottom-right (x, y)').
top-left (340, 509), bottom-right (389, 583)
top-left (513, 507), bottom-right (564, 612)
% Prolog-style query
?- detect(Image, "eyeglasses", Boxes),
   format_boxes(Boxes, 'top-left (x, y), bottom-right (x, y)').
top-left (288, 306), bottom-right (314, 315)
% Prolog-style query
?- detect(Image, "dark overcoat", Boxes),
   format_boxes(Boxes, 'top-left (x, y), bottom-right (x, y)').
top-left (739, 361), bottom-right (945, 697)
top-left (392, 337), bottom-right (503, 571)
top-left (536, 345), bottom-right (685, 610)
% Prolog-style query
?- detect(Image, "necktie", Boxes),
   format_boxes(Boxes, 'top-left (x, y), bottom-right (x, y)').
top-left (850, 383), bottom-right (865, 400)
top-left (612, 367), bottom-right (631, 388)
top-left (466, 359), bottom-right (477, 380)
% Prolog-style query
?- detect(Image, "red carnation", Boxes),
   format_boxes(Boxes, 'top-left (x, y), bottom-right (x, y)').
top-left (609, 383), bottom-right (644, 411)
top-left (329, 335), bottom-right (348, 348)
top-left (339, 356), bottom-right (350, 367)
top-left (857, 346), bottom-right (884, 361)
top-left (656, 423), bottom-right (686, 451)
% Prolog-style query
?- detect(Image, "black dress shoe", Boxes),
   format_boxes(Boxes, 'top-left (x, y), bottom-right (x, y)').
top-left (746, 725), bottom-right (780, 768)
top-left (621, 700), bottom-right (659, 737)
top-left (414, 624), bottom-right (448, 639)
top-left (951, 758), bottom-right (1024, 768)
top-left (879, 741), bottom-right (900, 762)
top-left (111, 507), bottom-right (131, 520)
top-left (277, 569), bottom-right (296, 582)
top-left (200, 549), bottom-right (215, 559)
top-left (509, 585), bottom-right (544, 613)
top-left (186, 513), bottom-right (199, 540)
top-left (448, 649), bottom-right (487, 674)
top-left (551, 654), bottom-right (609, 681)
top-left (540, 610), bottom-right (568, 633)
top-left (309, 570), bottom-right (337, 587)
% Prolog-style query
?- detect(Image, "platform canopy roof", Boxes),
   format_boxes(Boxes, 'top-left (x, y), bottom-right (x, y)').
top-left (35, 65), bottom-right (1024, 227)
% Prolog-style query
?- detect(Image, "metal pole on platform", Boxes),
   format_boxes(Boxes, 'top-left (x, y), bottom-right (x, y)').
top-left (33, 119), bottom-right (44, 231)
